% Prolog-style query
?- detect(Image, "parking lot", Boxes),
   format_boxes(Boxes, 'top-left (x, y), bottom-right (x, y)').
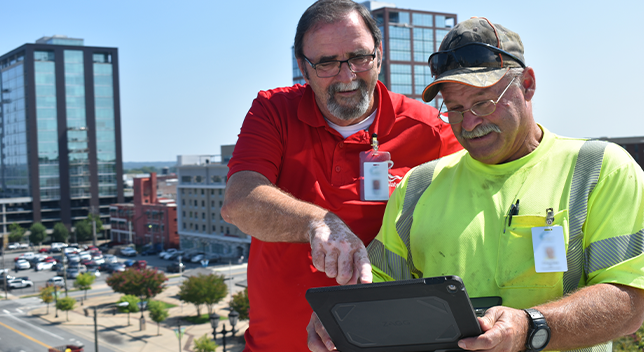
top-left (0, 246), bottom-right (218, 296)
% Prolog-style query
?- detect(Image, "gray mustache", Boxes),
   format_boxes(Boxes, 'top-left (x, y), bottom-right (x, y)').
top-left (461, 124), bottom-right (502, 139)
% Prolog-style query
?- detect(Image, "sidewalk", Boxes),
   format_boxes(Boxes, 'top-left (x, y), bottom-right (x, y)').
top-left (28, 269), bottom-right (248, 352)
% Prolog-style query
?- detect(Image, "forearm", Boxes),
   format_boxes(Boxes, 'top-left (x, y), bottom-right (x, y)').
top-left (221, 170), bottom-right (333, 243)
top-left (539, 283), bottom-right (644, 350)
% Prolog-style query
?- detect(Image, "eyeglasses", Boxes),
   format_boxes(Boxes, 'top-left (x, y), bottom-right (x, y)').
top-left (438, 76), bottom-right (516, 125)
top-left (428, 42), bottom-right (525, 78)
top-left (303, 48), bottom-right (377, 78)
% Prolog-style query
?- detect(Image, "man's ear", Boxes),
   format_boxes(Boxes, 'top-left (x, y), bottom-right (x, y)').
top-left (521, 67), bottom-right (536, 101)
top-left (296, 58), bottom-right (310, 82)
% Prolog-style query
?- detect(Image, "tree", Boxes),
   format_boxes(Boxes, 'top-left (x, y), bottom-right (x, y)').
top-left (178, 273), bottom-right (227, 317)
top-left (147, 300), bottom-right (169, 336)
top-left (56, 296), bottom-right (75, 321)
top-left (193, 334), bottom-right (218, 352)
top-left (117, 295), bottom-right (139, 326)
top-left (74, 214), bottom-right (104, 242)
top-left (73, 272), bottom-right (96, 299)
top-left (29, 223), bottom-right (47, 246)
top-left (106, 267), bottom-right (168, 300)
top-left (39, 285), bottom-right (55, 315)
top-left (8, 223), bottom-right (25, 243)
top-left (52, 223), bottom-right (69, 243)
top-left (231, 287), bottom-right (249, 320)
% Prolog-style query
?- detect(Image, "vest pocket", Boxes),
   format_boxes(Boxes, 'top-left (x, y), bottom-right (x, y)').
top-left (495, 210), bottom-right (569, 289)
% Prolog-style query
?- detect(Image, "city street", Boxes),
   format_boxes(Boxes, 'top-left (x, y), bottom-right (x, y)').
top-left (0, 248), bottom-right (248, 352)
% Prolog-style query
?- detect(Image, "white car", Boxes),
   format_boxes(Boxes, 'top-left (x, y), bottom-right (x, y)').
top-left (47, 276), bottom-right (65, 287)
top-left (8, 278), bottom-right (33, 290)
top-left (92, 255), bottom-right (105, 265)
top-left (35, 261), bottom-right (55, 271)
top-left (7, 243), bottom-right (19, 250)
top-left (159, 248), bottom-right (177, 258)
top-left (21, 252), bottom-right (35, 260)
top-left (191, 254), bottom-right (205, 263)
top-left (79, 251), bottom-right (92, 261)
top-left (120, 247), bottom-right (137, 257)
top-left (103, 254), bottom-right (117, 263)
top-left (15, 259), bottom-right (30, 270)
top-left (18, 243), bottom-right (29, 249)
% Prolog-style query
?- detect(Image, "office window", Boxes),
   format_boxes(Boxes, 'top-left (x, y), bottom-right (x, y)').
top-left (412, 13), bottom-right (433, 27)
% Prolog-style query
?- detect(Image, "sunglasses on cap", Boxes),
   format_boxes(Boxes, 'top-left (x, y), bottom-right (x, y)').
top-left (428, 42), bottom-right (526, 78)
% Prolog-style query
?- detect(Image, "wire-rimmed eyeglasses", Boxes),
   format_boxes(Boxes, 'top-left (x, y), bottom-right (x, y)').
top-left (438, 76), bottom-right (517, 125)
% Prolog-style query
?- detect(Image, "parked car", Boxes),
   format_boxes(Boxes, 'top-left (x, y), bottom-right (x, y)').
top-left (166, 251), bottom-right (185, 260)
top-left (18, 243), bottom-right (29, 249)
top-left (106, 263), bottom-right (126, 273)
top-left (7, 243), bottom-right (19, 250)
top-left (38, 247), bottom-right (50, 253)
top-left (35, 261), bottom-right (55, 271)
top-left (91, 255), bottom-right (105, 265)
top-left (7, 278), bottom-right (33, 290)
top-left (15, 259), bottom-right (30, 270)
top-left (123, 259), bottom-right (135, 267)
top-left (190, 254), bottom-right (206, 263)
top-left (132, 260), bottom-right (147, 270)
top-left (166, 262), bottom-right (185, 273)
top-left (159, 248), bottom-right (177, 258)
top-left (140, 247), bottom-right (158, 256)
top-left (66, 268), bottom-right (80, 279)
top-left (79, 251), bottom-right (92, 261)
top-left (120, 247), bottom-right (137, 257)
top-left (47, 276), bottom-right (65, 287)
top-left (103, 254), bottom-right (117, 264)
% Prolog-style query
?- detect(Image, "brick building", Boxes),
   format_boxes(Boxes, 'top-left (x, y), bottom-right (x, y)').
top-left (110, 173), bottom-right (178, 249)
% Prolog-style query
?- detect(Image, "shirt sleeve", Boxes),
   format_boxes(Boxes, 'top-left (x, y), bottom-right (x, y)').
top-left (584, 144), bottom-right (644, 289)
top-left (227, 91), bottom-right (286, 184)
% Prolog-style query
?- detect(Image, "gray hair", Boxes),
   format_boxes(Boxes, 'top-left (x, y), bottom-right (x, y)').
top-left (294, 0), bottom-right (381, 62)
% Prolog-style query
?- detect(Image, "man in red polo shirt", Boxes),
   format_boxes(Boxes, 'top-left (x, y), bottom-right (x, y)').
top-left (221, 0), bottom-right (461, 350)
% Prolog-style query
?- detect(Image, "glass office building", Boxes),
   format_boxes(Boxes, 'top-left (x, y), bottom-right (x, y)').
top-left (0, 35), bottom-right (123, 231)
top-left (292, 2), bottom-right (456, 109)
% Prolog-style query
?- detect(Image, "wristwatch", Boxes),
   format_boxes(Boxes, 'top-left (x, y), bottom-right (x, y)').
top-left (524, 308), bottom-right (551, 352)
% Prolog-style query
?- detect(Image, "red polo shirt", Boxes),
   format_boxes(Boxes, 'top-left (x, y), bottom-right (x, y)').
top-left (228, 81), bottom-right (461, 351)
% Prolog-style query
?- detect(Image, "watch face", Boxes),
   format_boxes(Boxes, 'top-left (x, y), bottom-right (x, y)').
top-left (532, 329), bottom-right (549, 349)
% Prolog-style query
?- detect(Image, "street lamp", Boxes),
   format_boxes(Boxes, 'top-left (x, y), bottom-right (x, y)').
top-left (54, 285), bottom-right (59, 318)
top-left (210, 310), bottom-right (239, 352)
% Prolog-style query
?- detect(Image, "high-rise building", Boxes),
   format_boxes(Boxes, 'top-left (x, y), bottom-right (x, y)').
top-left (292, 1), bottom-right (457, 109)
top-left (0, 35), bottom-right (123, 238)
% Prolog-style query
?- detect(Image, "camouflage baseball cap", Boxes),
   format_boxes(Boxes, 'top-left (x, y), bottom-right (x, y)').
top-left (422, 17), bottom-right (525, 102)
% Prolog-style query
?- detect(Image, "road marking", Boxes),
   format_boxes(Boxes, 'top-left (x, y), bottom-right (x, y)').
top-left (2, 310), bottom-right (9, 314)
top-left (0, 319), bottom-right (52, 348)
top-left (16, 309), bottom-right (23, 314)
top-left (6, 314), bottom-right (64, 340)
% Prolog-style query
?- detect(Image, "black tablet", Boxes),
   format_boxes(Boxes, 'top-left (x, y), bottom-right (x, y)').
top-left (306, 276), bottom-right (482, 352)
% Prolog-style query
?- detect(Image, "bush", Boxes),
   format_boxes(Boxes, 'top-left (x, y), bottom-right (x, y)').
top-left (193, 334), bottom-right (217, 352)
top-left (231, 288), bottom-right (249, 320)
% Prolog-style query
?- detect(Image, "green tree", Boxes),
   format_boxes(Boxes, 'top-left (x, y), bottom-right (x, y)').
top-left (74, 214), bottom-right (104, 242)
top-left (178, 273), bottom-right (227, 317)
top-left (193, 334), bottom-right (217, 352)
top-left (117, 295), bottom-right (140, 326)
top-left (73, 272), bottom-right (96, 299)
top-left (106, 267), bottom-right (168, 300)
top-left (147, 300), bottom-right (169, 336)
top-left (231, 287), bottom-right (249, 320)
top-left (39, 285), bottom-right (56, 315)
top-left (29, 223), bottom-right (47, 246)
top-left (52, 223), bottom-right (69, 243)
top-left (56, 296), bottom-right (75, 321)
top-left (8, 223), bottom-right (26, 243)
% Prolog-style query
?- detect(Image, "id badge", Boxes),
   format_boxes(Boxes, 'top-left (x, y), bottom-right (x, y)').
top-left (531, 226), bottom-right (567, 273)
top-left (359, 150), bottom-right (392, 201)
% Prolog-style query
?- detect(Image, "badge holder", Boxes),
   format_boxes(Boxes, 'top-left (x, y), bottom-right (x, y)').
top-left (360, 134), bottom-right (393, 201)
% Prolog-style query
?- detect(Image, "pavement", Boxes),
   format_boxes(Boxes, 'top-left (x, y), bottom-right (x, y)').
top-left (24, 264), bottom-right (249, 352)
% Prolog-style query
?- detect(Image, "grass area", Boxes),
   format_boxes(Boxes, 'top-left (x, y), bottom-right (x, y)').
top-left (184, 313), bottom-right (228, 325)
top-left (152, 300), bottom-right (177, 309)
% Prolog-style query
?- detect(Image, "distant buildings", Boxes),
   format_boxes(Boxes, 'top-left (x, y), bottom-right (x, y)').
top-left (292, 1), bottom-right (457, 109)
top-left (176, 145), bottom-right (250, 259)
top-left (0, 35), bottom-right (124, 243)
top-left (110, 173), bottom-right (178, 249)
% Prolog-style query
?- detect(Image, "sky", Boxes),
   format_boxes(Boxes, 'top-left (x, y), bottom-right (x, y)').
top-left (1, 0), bottom-right (642, 162)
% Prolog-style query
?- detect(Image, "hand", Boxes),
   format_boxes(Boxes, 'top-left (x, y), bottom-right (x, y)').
top-left (458, 306), bottom-right (529, 351)
top-left (309, 214), bottom-right (372, 285)
top-left (307, 312), bottom-right (336, 351)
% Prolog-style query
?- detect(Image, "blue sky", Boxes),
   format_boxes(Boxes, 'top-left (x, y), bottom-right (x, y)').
top-left (1, 0), bottom-right (642, 162)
